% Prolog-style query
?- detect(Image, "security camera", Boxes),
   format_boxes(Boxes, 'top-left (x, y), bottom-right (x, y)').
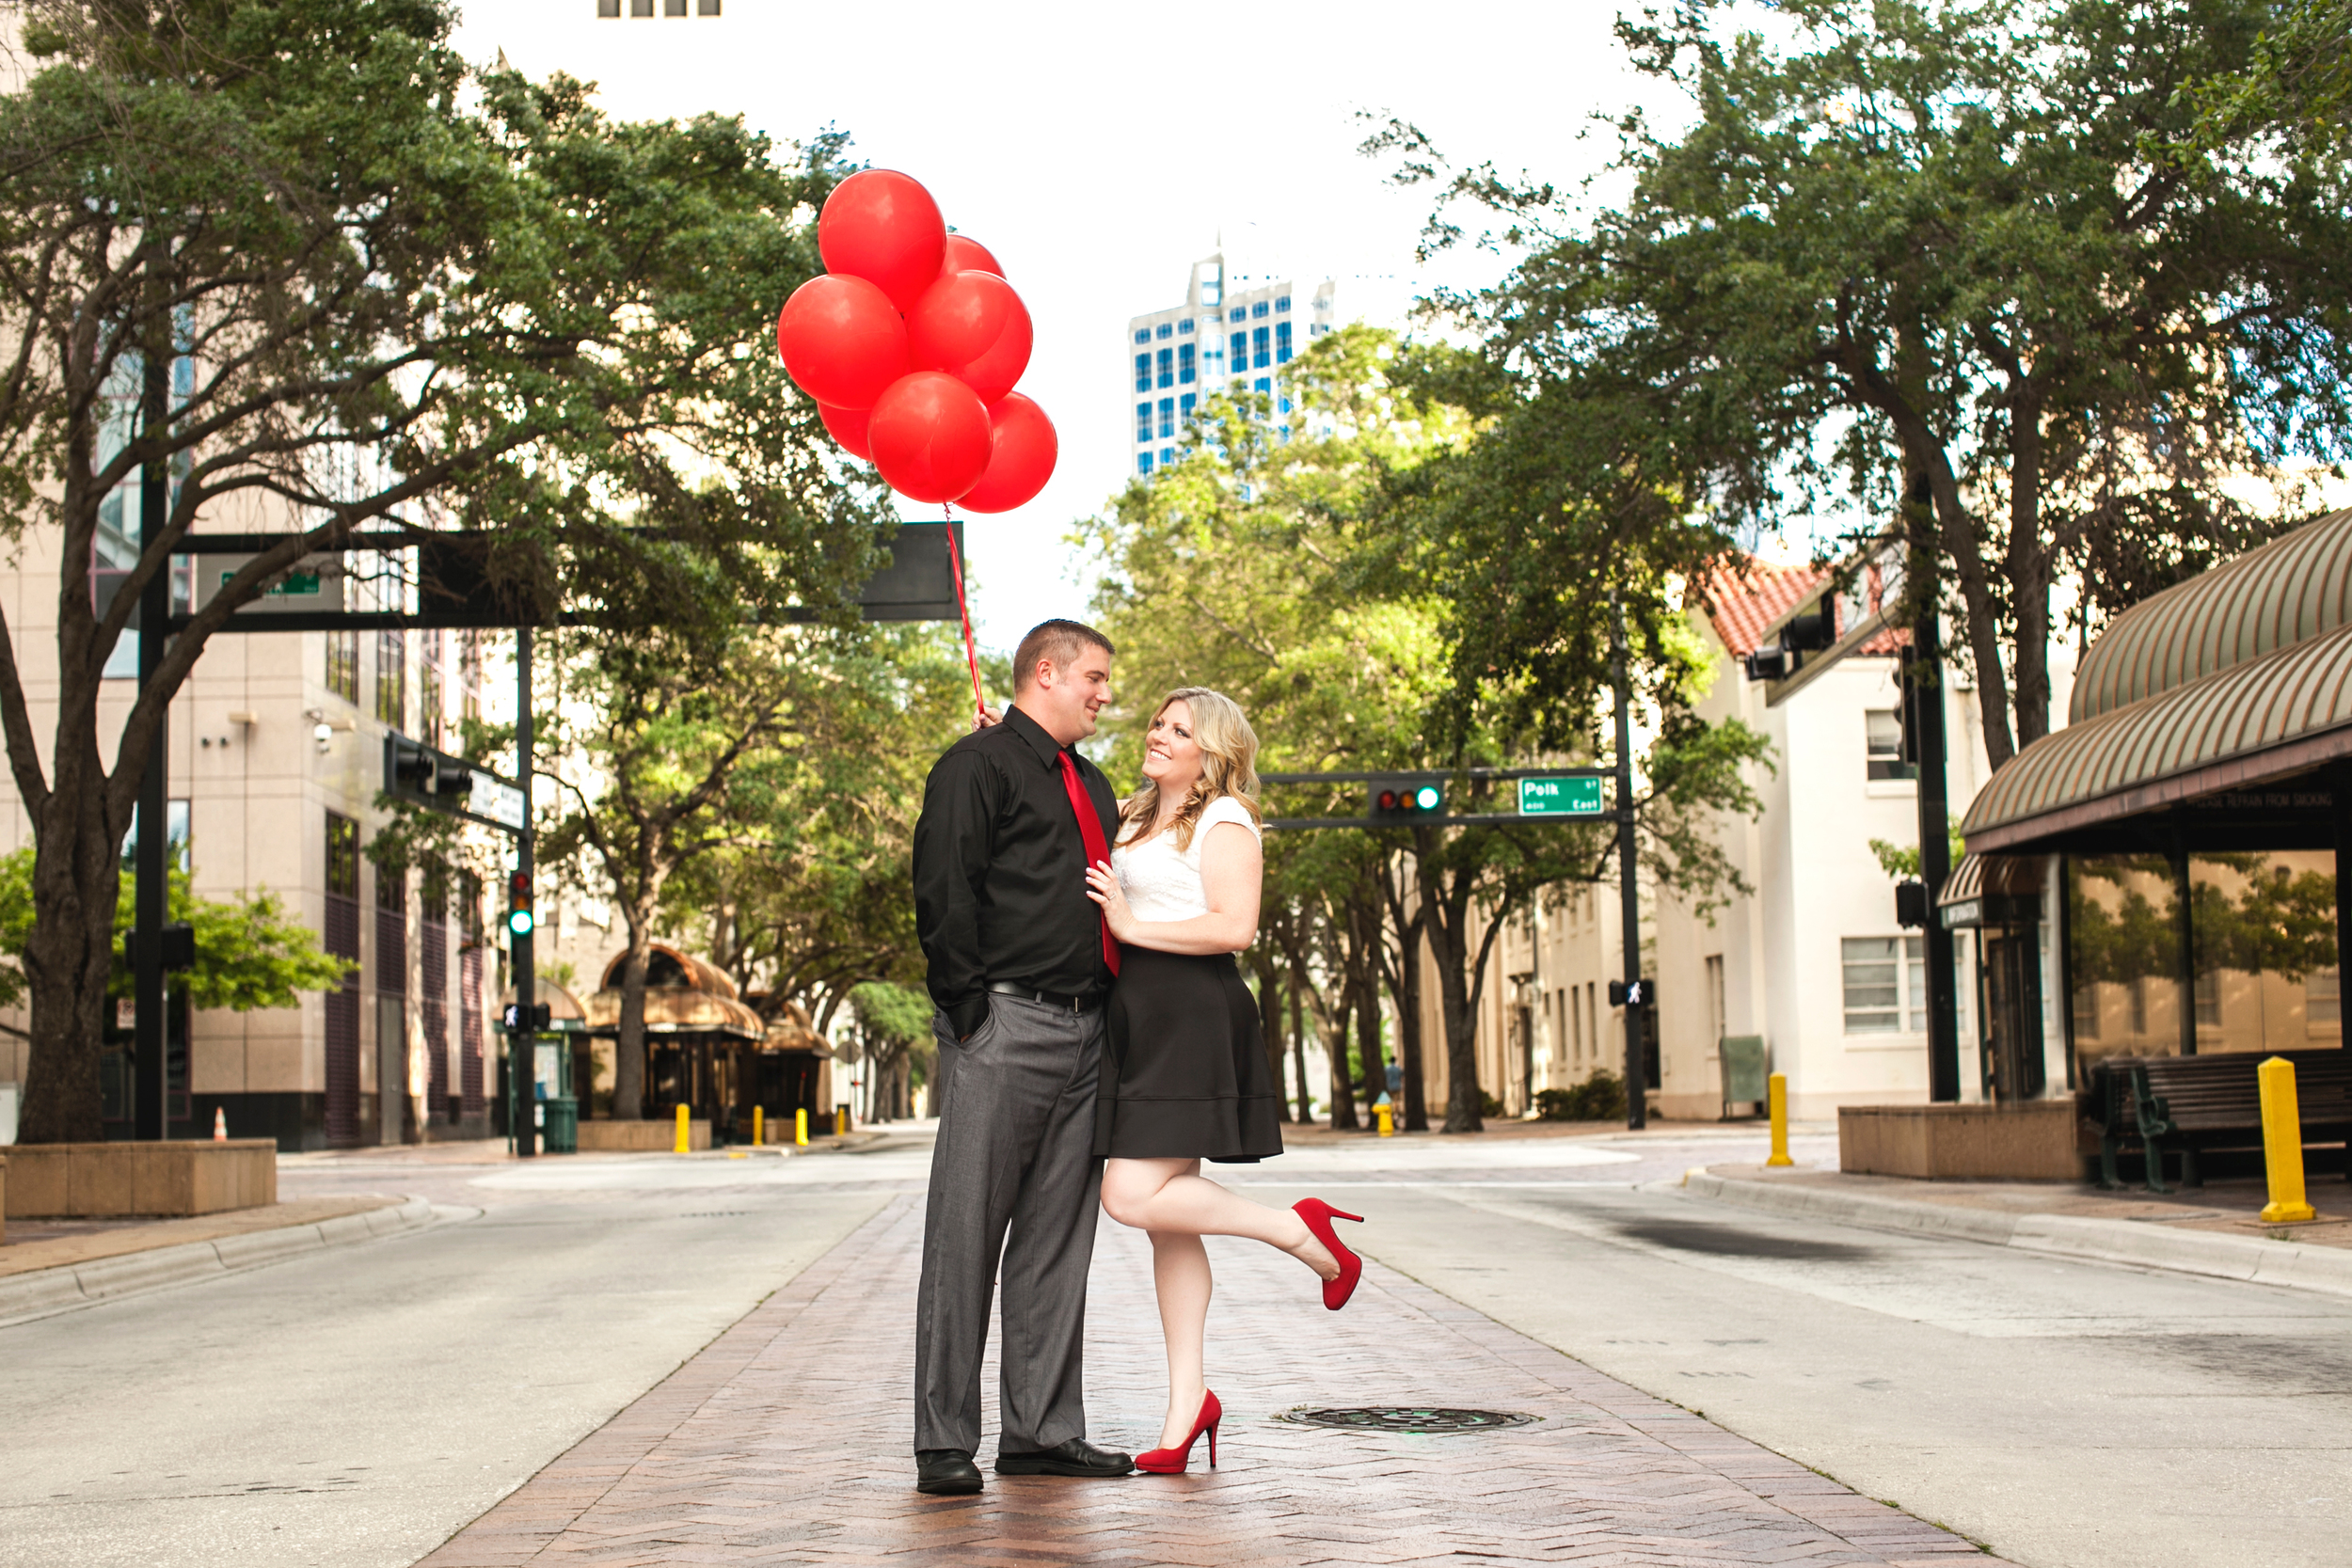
top-left (313, 722), bottom-right (334, 752)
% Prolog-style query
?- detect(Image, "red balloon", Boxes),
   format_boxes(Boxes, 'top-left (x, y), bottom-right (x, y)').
top-left (776, 274), bottom-right (909, 411)
top-left (818, 403), bottom-right (872, 460)
top-left (866, 372), bottom-right (993, 504)
top-left (818, 170), bottom-right (946, 312)
top-left (906, 269), bottom-right (1033, 405)
top-left (939, 234), bottom-right (1007, 279)
top-left (956, 393), bottom-right (1057, 514)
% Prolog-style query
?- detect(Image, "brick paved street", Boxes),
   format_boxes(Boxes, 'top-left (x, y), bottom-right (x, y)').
top-left (418, 1196), bottom-right (2016, 1567)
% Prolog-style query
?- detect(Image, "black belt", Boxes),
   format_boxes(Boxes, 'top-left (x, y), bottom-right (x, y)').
top-left (986, 980), bottom-right (1102, 1013)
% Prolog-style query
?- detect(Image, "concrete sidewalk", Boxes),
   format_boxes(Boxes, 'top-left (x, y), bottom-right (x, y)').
top-left (418, 1196), bottom-right (2016, 1568)
top-left (1687, 1164), bottom-right (2352, 1299)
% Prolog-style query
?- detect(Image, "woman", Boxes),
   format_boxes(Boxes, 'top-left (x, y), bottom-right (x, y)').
top-left (1084, 687), bottom-right (1365, 1476)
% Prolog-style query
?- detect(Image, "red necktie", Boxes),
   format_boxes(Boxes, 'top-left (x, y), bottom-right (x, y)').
top-left (1057, 749), bottom-right (1120, 977)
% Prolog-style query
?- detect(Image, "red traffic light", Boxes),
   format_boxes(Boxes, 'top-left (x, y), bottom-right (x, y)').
top-left (509, 869), bottom-right (531, 900)
top-left (1377, 788), bottom-right (1402, 810)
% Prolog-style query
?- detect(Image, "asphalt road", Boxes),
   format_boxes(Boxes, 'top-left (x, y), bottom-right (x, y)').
top-left (4, 1122), bottom-right (2344, 1568)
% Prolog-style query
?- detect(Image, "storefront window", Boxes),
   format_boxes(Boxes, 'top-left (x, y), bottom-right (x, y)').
top-left (2188, 850), bottom-right (2337, 1054)
top-left (2067, 855), bottom-right (2181, 1068)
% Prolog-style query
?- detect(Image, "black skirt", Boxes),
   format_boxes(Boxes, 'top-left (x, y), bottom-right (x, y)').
top-left (1094, 946), bottom-right (1285, 1163)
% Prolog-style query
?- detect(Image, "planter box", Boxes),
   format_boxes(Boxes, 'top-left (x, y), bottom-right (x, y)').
top-left (1838, 1101), bottom-right (2082, 1180)
top-left (2, 1140), bottom-right (278, 1218)
top-left (574, 1118), bottom-right (709, 1153)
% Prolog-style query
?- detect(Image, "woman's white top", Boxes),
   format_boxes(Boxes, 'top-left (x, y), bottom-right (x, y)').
top-left (1112, 796), bottom-right (1263, 923)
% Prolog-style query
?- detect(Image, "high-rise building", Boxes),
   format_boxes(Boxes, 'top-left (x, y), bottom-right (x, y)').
top-left (1126, 253), bottom-right (1335, 478)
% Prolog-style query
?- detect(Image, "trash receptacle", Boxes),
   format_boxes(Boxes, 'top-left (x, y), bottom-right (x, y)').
top-left (541, 1095), bottom-right (579, 1154)
top-left (1719, 1036), bottom-right (1768, 1117)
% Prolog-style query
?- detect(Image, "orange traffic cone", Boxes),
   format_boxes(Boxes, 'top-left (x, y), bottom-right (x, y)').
top-left (213, 1106), bottom-right (227, 1142)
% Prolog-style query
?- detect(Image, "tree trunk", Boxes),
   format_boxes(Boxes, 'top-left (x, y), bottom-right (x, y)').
top-left (1248, 949), bottom-right (1287, 1118)
top-left (16, 782), bottom-right (124, 1144)
top-left (1289, 976), bottom-right (1311, 1124)
top-left (1357, 996), bottom-right (1386, 1117)
top-left (1394, 926), bottom-right (1429, 1133)
top-left (1327, 984), bottom-right (1359, 1131)
top-left (613, 924), bottom-right (651, 1120)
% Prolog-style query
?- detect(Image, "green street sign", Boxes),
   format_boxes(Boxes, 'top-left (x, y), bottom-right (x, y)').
top-left (1519, 776), bottom-right (1605, 816)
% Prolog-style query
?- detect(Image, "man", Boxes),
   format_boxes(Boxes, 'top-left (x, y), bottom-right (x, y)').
top-left (908, 619), bottom-right (1133, 1497)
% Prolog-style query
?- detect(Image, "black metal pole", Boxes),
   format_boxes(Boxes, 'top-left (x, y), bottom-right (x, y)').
top-left (1612, 591), bottom-right (1645, 1132)
top-left (513, 624), bottom-right (536, 1158)
top-left (133, 332), bottom-right (170, 1142)
top-left (1912, 611), bottom-right (1961, 1103)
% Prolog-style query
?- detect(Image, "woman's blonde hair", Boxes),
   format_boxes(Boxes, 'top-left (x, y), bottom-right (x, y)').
top-left (1119, 687), bottom-right (1263, 849)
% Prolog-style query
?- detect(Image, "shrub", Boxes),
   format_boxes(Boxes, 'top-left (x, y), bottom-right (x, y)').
top-left (1536, 1071), bottom-right (1626, 1122)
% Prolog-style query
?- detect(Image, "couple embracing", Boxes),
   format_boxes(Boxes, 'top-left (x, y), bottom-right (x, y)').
top-left (908, 618), bottom-right (1366, 1496)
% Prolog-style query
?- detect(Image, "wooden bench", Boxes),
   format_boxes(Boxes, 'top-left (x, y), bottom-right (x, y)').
top-left (2089, 1050), bottom-right (2352, 1194)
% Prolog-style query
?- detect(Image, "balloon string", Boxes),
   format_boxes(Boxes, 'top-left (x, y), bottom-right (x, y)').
top-left (942, 506), bottom-right (984, 722)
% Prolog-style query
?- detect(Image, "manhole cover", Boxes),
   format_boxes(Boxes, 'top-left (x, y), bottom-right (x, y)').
top-left (1274, 1406), bottom-right (1536, 1433)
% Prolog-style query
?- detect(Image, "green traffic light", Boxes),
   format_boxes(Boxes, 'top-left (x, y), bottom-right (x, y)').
top-left (508, 909), bottom-right (534, 937)
top-left (1414, 784), bottom-right (1441, 811)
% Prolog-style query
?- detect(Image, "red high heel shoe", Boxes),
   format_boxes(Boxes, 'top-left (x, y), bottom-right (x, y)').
top-left (1136, 1388), bottom-right (1221, 1473)
top-left (1294, 1198), bottom-right (1364, 1310)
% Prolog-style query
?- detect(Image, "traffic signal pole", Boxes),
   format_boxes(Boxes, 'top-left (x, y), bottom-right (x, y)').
top-left (1612, 592), bottom-right (1645, 1132)
top-left (1910, 569), bottom-right (1962, 1102)
top-left (133, 326), bottom-right (170, 1141)
top-left (512, 625), bottom-right (536, 1158)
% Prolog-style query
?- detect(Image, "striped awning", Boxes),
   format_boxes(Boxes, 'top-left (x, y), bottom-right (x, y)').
top-left (1963, 616), bottom-right (2352, 852)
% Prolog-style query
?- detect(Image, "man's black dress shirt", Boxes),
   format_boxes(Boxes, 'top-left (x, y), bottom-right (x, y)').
top-left (913, 704), bottom-right (1120, 1038)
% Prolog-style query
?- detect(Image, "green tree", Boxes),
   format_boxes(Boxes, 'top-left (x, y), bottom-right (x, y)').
top-left (0, 0), bottom-right (868, 1141)
top-left (847, 980), bottom-right (932, 1122)
top-left (1375, 0), bottom-right (2352, 773)
top-left (0, 849), bottom-right (349, 1020)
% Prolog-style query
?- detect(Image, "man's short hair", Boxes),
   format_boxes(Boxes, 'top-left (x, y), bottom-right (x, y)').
top-left (1012, 619), bottom-right (1116, 692)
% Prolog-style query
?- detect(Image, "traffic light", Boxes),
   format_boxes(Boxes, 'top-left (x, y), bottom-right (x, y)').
top-left (507, 869), bottom-right (533, 938)
top-left (1368, 775), bottom-right (1444, 820)
top-left (387, 735), bottom-right (475, 804)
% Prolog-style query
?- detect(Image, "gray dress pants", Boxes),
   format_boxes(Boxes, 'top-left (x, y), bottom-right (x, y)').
top-left (914, 993), bottom-right (1105, 1455)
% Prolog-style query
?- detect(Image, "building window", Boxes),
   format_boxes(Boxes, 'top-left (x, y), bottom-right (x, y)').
top-left (1158, 397), bottom-right (1175, 439)
top-left (326, 630), bottom-right (359, 704)
top-left (598, 0), bottom-right (619, 14)
top-left (1136, 403), bottom-right (1152, 442)
top-left (1842, 936), bottom-right (1925, 1033)
top-left (1137, 452), bottom-right (1153, 476)
top-left (1252, 325), bottom-right (1269, 368)
top-left (1178, 318), bottom-right (1194, 333)
top-left (1276, 321), bottom-right (1293, 362)
top-left (2312, 968), bottom-right (2341, 1030)
top-left (2072, 984), bottom-right (2100, 1039)
top-left (665, 0), bottom-right (685, 13)
top-left (1156, 348), bottom-right (1173, 388)
top-left (1135, 354), bottom-right (1151, 393)
top-left (1156, 323), bottom-right (1172, 339)
top-left (1866, 709), bottom-right (1915, 780)
top-left (1279, 394), bottom-right (1293, 415)
top-left (1276, 295), bottom-right (1291, 310)
top-left (374, 629), bottom-right (405, 727)
top-left (1135, 328), bottom-right (1150, 344)
top-left (1251, 301), bottom-right (1269, 318)
top-left (1229, 307), bottom-right (1246, 324)
top-left (1254, 376), bottom-right (1271, 394)
top-left (630, 0), bottom-right (652, 14)
top-left (1179, 392), bottom-right (1196, 420)
top-left (1179, 342), bottom-right (1195, 383)
top-left (1160, 447), bottom-right (1174, 466)
top-left (326, 811), bottom-right (360, 900)
top-left (698, 0), bottom-right (721, 11)
top-left (419, 630), bottom-right (444, 749)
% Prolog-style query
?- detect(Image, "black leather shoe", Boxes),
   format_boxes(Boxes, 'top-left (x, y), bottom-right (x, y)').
top-left (993, 1436), bottom-right (1135, 1477)
top-left (915, 1449), bottom-right (983, 1495)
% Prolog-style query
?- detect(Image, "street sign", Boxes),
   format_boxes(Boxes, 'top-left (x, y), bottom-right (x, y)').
top-left (1518, 776), bottom-right (1604, 816)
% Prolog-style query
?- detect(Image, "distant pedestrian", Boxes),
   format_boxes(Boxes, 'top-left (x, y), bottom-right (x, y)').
top-left (1086, 687), bottom-right (1365, 1475)
top-left (908, 619), bottom-right (1135, 1497)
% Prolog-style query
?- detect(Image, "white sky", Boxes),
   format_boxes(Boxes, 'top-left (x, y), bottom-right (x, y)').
top-left (452, 0), bottom-right (1678, 652)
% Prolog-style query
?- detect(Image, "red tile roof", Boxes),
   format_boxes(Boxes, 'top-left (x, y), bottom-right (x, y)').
top-left (1695, 557), bottom-right (1908, 658)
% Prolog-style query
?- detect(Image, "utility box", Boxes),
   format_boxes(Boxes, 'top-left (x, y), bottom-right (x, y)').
top-left (1720, 1036), bottom-right (1768, 1117)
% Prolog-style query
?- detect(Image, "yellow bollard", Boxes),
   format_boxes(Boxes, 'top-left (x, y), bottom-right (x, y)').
top-left (835, 1105), bottom-right (849, 1136)
top-left (753, 1105), bottom-right (765, 1148)
top-left (674, 1103), bottom-right (691, 1154)
top-left (1375, 1101), bottom-right (1393, 1136)
top-left (1766, 1072), bottom-right (1794, 1167)
top-left (2259, 1055), bottom-right (2317, 1224)
top-left (795, 1107), bottom-right (809, 1147)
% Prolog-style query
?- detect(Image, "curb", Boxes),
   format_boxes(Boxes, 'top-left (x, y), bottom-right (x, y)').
top-left (1682, 1172), bottom-right (2352, 1300)
top-left (0, 1196), bottom-right (439, 1328)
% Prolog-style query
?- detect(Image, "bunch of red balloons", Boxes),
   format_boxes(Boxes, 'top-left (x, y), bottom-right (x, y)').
top-left (774, 170), bottom-right (1057, 513)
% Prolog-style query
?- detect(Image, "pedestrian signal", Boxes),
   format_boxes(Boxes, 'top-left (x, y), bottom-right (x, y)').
top-left (502, 1002), bottom-right (551, 1031)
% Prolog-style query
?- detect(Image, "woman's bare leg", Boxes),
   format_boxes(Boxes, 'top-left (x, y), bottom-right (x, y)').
top-left (1149, 1229), bottom-right (1212, 1449)
top-left (1101, 1157), bottom-right (1338, 1275)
